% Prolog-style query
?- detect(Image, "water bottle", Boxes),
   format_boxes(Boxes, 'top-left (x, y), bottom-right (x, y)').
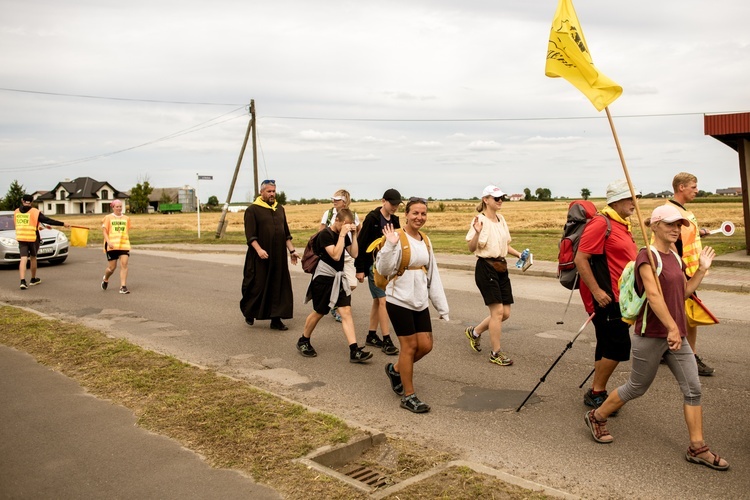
top-left (515, 248), bottom-right (530, 269)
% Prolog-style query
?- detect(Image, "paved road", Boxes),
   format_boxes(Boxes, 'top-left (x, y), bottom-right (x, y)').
top-left (2, 247), bottom-right (748, 499)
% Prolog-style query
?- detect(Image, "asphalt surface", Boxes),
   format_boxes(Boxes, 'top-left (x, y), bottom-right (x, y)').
top-left (2, 246), bottom-right (749, 499)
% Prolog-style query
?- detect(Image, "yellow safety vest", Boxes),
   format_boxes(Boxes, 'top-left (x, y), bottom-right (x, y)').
top-left (668, 202), bottom-right (702, 277)
top-left (102, 214), bottom-right (131, 251)
top-left (14, 208), bottom-right (39, 242)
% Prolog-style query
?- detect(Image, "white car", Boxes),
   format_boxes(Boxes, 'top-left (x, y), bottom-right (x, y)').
top-left (0, 211), bottom-right (69, 266)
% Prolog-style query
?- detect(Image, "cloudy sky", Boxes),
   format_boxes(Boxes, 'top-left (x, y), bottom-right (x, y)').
top-left (1, 0), bottom-right (748, 202)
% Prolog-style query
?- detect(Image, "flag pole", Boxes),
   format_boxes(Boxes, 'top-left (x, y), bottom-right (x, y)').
top-left (604, 106), bottom-right (663, 292)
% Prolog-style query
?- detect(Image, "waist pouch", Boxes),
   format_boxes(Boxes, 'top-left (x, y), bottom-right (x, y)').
top-left (482, 256), bottom-right (507, 273)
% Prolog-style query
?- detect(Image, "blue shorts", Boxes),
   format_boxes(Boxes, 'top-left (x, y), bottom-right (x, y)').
top-left (367, 270), bottom-right (386, 299)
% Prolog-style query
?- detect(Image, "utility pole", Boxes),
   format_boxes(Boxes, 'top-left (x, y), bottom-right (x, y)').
top-left (216, 100), bottom-right (256, 239)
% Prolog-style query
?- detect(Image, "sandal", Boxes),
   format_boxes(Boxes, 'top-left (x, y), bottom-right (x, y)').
top-left (686, 445), bottom-right (730, 471)
top-left (584, 409), bottom-right (613, 443)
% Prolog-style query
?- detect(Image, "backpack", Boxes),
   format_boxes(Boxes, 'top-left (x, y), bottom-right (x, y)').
top-left (618, 246), bottom-right (682, 326)
top-left (557, 200), bottom-right (610, 290)
top-left (301, 231), bottom-right (323, 274)
top-left (367, 229), bottom-right (431, 290)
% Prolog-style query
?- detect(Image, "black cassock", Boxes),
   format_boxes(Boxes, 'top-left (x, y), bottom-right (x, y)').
top-left (240, 203), bottom-right (294, 321)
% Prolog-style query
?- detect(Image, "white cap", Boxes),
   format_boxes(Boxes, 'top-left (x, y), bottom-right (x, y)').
top-left (482, 185), bottom-right (506, 198)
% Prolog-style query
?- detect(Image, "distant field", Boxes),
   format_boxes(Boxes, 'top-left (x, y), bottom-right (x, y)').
top-left (55, 198), bottom-right (746, 260)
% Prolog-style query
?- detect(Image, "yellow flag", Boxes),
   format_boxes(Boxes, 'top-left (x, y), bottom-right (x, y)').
top-left (70, 226), bottom-right (89, 247)
top-left (546, 0), bottom-right (622, 111)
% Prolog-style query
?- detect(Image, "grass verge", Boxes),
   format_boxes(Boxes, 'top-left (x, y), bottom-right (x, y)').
top-left (0, 306), bottom-right (549, 499)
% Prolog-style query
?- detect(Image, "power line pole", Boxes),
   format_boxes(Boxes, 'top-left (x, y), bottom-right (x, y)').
top-left (216, 100), bottom-right (256, 238)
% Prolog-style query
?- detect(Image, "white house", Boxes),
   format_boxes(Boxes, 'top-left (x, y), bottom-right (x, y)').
top-left (35, 177), bottom-right (129, 215)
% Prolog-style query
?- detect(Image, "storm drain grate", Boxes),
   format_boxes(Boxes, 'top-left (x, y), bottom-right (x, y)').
top-left (342, 465), bottom-right (390, 489)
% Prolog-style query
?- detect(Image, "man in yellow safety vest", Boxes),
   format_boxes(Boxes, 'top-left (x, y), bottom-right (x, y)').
top-left (14, 194), bottom-right (69, 289)
top-left (667, 172), bottom-right (714, 376)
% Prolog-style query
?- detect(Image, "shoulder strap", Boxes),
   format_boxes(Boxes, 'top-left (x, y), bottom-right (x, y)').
top-left (397, 229), bottom-right (411, 276)
top-left (325, 209), bottom-right (334, 226)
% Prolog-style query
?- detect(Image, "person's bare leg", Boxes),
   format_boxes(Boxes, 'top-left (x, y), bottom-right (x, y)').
top-left (377, 297), bottom-right (390, 335)
top-left (29, 256), bottom-right (37, 280)
top-left (19, 256), bottom-right (28, 282)
top-left (592, 358), bottom-right (619, 393)
top-left (338, 306), bottom-right (357, 345)
top-left (119, 255), bottom-right (129, 287)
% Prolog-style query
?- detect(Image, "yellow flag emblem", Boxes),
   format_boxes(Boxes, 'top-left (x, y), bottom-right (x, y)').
top-left (545, 0), bottom-right (622, 111)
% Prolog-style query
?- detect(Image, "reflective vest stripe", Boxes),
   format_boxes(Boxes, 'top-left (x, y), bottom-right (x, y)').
top-left (671, 203), bottom-right (702, 277)
top-left (103, 215), bottom-right (131, 250)
top-left (14, 208), bottom-right (39, 242)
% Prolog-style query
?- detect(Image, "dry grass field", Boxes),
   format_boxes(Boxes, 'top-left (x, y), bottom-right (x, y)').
top-left (54, 199), bottom-right (746, 259)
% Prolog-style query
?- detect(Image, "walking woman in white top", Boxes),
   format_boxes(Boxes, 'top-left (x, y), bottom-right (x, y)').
top-left (376, 197), bottom-right (449, 413)
top-left (464, 185), bottom-right (524, 366)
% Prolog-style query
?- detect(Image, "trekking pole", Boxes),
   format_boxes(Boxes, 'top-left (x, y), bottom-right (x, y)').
top-left (556, 274), bottom-right (578, 325)
top-left (516, 312), bottom-right (595, 412)
top-left (578, 368), bottom-right (595, 389)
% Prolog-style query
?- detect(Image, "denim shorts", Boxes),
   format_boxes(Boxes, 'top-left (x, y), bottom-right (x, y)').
top-left (367, 270), bottom-right (386, 299)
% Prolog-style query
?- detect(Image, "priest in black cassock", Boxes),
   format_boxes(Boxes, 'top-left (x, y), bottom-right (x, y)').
top-left (240, 180), bottom-right (300, 330)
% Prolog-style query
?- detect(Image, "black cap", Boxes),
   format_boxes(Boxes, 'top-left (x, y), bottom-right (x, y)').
top-left (382, 188), bottom-right (403, 205)
top-left (22, 194), bottom-right (33, 202)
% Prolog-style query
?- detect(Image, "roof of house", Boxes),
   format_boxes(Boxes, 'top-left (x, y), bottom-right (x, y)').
top-left (36, 177), bottom-right (129, 201)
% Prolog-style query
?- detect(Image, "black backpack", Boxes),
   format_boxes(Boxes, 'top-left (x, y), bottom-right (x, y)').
top-left (557, 200), bottom-right (610, 290)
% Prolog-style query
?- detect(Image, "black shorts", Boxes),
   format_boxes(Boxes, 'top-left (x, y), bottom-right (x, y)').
top-left (106, 250), bottom-right (130, 261)
top-left (385, 302), bottom-right (432, 337)
top-left (474, 258), bottom-right (514, 306)
top-left (19, 241), bottom-right (39, 258)
top-left (310, 276), bottom-right (352, 315)
top-left (593, 302), bottom-right (631, 362)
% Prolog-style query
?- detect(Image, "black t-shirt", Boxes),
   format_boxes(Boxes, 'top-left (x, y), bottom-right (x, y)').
top-left (317, 228), bottom-right (351, 272)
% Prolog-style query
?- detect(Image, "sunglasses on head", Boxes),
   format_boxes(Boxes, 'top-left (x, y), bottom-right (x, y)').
top-left (408, 197), bottom-right (427, 204)
top-left (261, 179), bottom-right (276, 185)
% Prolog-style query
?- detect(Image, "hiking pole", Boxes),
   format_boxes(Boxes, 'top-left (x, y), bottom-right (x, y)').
top-left (557, 285), bottom-right (576, 325)
top-left (578, 368), bottom-right (595, 389)
top-left (516, 312), bottom-right (595, 412)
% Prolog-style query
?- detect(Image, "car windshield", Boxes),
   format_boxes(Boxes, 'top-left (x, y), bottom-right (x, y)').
top-left (0, 214), bottom-right (15, 231)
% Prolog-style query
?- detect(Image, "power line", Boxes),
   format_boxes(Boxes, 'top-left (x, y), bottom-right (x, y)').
top-left (2, 87), bottom-right (747, 121)
top-left (0, 87), bottom-right (246, 106)
top-left (0, 107), bottom-right (248, 172)
top-left (261, 110), bottom-right (750, 122)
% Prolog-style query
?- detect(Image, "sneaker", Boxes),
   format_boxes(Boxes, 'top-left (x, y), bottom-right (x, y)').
top-left (330, 308), bottom-right (342, 322)
top-left (119, 286), bottom-right (130, 294)
top-left (381, 335), bottom-right (399, 356)
top-left (584, 409), bottom-right (613, 443)
top-left (350, 347), bottom-right (373, 364)
top-left (489, 351), bottom-right (513, 366)
top-left (584, 388), bottom-right (618, 416)
top-left (296, 340), bottom-right (317, 357)
top-left (465, 326), bottom-right (481, 352)
top-left (400, 394), bottom-right (431, 413)
top-left (101, 280), bottom-right (108, 291)
top-left (365, 333), bottom-right (384, 348)
top-left (584, 388), bottom-right (608, 408)
top-left (385, 363), bottom-right (404, 395)
top-left (29, 277), bottom-right (41, 286)
top-left (19, 280), bottom-right (28, 290)
top-left (695, 354), bottom-right (715, 376)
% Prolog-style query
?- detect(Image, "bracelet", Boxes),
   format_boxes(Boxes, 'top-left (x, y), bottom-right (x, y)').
top-left (289, 248), bottom-right (296, 254)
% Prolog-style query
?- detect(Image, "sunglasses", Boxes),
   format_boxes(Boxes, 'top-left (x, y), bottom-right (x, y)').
top-left (493, 196), bottom-right (507, 202)
top-left (261, 179), bottom-right (276, 185)
top-left (408, 197), bottom-right (427, 204)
